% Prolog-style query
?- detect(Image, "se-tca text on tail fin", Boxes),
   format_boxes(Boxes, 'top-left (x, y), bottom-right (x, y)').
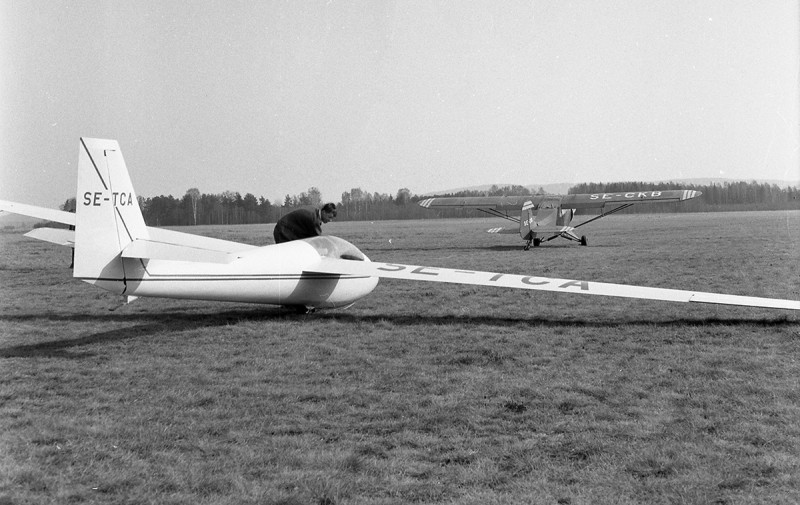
top-left (74, 138), bottom-right (149, 292)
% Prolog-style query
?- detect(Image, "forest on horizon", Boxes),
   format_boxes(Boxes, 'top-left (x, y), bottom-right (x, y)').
top-left (48, 180), bottom-right (799, 227)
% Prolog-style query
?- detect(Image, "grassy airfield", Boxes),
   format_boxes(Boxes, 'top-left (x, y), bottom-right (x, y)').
top-left (0, 210), bottom-right (798, 504)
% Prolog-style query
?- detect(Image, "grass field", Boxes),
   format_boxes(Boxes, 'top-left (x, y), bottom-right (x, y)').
top-left (1, 211), bottom-right (798, 504)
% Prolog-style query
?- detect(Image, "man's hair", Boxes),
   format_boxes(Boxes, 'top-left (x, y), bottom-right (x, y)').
top-left (321, 202), bottom-right (337, 216)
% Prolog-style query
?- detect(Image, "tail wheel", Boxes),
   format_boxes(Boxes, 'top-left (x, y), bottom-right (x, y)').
top-left (580, 235), bottom-right (588, 246)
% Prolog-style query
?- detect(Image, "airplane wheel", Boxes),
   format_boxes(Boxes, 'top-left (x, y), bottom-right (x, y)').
top-left (533, 238), bottom-right (541, 247)
top-left (286, 305), bottom-right (316, 314)
top-left (580, 236), bottom-right (588, 246)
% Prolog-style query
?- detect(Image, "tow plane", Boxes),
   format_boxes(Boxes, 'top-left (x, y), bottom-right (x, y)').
top-left (1, 138), bottom-right (797, 313)
top-left (418, 190), bottom-right (701, 249)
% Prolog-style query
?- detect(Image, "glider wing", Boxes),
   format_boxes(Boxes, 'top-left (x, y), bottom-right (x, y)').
top-left (121, 239), bottom-right (242, 264)
top-left (144, 228), bottom-right (259, 255)
top-left (24, 227), bottom-right (75, 246)
top-left (0, 199), bottom-right (76, 226)
top-left (310, 258), bottom-right (800, 311)
top-left (0, 199), bottom-right (260, 257)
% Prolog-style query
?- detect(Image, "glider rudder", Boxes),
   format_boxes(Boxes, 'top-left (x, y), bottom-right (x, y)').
top-left (74, 138), bottom-right (148, 291)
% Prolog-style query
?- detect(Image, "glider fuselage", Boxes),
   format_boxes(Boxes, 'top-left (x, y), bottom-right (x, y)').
top-left (87, 236), bottom-right (380, 308)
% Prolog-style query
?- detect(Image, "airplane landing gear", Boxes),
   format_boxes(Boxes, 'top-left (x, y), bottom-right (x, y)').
top-left (523, 238), bottom-right (542, 251)
top-left (580, 235), bottom-right (588, 246)
top-left (286, 305), bottom-right (316, 314)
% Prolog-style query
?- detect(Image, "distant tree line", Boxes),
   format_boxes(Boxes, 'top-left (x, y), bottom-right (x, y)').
top-left (54, 180), bottom-right (798, 226)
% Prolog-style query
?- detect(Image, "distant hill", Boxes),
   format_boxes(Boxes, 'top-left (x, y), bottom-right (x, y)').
top-left (423, 182), bottom-right (573, 196)
top-left (654, 177), bottom-right (798, 188)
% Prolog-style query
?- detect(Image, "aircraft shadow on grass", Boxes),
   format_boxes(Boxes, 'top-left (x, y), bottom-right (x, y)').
top-left (0, 309), bottom-right (794, 359)
top-left (482, 243), bottom-right (618, 252)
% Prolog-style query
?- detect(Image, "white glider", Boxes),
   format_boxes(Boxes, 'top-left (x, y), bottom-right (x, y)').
top-left (1, 138), bottom-right (798, 312)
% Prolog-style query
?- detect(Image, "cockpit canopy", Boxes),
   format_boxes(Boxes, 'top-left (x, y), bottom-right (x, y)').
top-left (303, 235), bottom-right (368, 262)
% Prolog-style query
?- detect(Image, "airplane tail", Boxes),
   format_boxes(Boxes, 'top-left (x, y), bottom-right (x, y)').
top-left (519, 200), bottom-right (535, 240)
top-left (519, 200), bottom-right (581, 245)
top-left (74, 138), bottom-right (149, 292)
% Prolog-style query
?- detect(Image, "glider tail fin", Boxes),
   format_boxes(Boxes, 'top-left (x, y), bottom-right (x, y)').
top-left (74, 138), bottom-right (148, 291)
top-left (519, 200), bottom-right (535, 240)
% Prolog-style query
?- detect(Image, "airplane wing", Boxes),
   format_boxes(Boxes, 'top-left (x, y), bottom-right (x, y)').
top-left (561, 190), bottom-right (701, 209)
top-left (418, 196), bottom-right (536, 211)
top-left (310, 258), bottom-right (800, 311)
top-left (0, 199), bottom-right (76, 226)
top-left (418, 190), bottom-right (701, 211)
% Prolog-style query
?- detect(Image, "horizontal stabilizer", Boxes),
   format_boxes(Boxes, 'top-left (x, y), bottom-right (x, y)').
top-left (0, 199), bottom-right (76, 226)
top-left (487, 227), bottom-right (518, 234)
top-left (122, 239), bottom-right (242, 264)
top-left (530, 225), bottom-right (575, 234)
top-left (145, 227), bottom-right (259, 254)
top-left (310, 258), bottom-right (800, 311)
top-left (24, 227), bottom-right (75, 246)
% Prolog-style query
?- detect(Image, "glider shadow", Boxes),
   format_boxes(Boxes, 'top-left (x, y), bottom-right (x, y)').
top-left (0, 309), bottom-right (794, 359)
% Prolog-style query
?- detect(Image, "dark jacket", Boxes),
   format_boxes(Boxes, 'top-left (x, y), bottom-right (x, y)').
top-left (273, 208), bottom-right (322, 244)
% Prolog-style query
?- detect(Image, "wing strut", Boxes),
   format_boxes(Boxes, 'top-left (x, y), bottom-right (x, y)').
top-left (476, 208), bottom-right (520, 223)
top-left (540, 203), bottom-right (636, 243)
top-left (572, 203), bottom-right (635, 229)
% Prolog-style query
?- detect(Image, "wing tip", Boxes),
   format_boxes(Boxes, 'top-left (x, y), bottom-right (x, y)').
top-left (682, 190), bottom-right (703, 200)
top-left (689, 292), bottom-right (800, 310)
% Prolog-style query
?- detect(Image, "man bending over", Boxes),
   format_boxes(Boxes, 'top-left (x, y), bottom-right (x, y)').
top-left (273, 203), bottom-right (337, 244)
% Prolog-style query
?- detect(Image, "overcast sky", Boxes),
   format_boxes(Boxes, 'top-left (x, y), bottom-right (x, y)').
top-left (2, 0), bottom-right (798, 207)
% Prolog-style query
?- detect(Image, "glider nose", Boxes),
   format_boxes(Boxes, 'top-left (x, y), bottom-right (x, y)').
top-left (300, 236), bottom-right (379, 308)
